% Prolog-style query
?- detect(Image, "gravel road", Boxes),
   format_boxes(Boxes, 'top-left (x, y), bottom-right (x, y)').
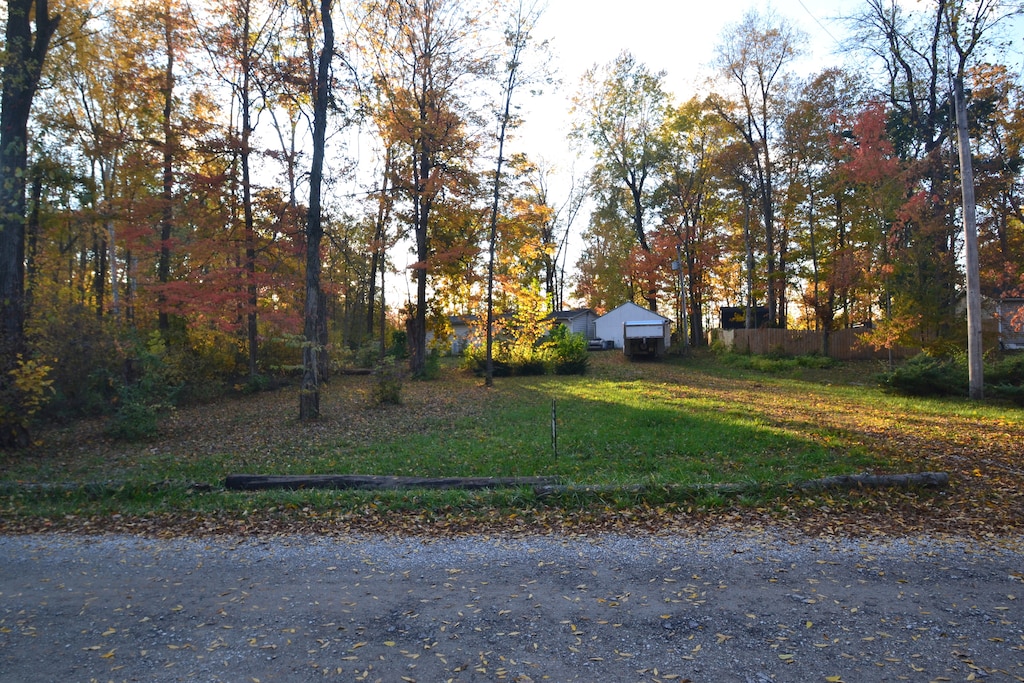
top-left (1, 531), bottom-right (1022, 682)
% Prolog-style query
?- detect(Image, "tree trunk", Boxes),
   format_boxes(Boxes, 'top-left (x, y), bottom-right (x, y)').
top-left (299, 0), bottom-right (333, 421)
top-left (0, 0), bottom-right (60, 448)
top-left (158, 4), bottom-right (175, 334)
top-left (241, 0), bottom-right (259, 379)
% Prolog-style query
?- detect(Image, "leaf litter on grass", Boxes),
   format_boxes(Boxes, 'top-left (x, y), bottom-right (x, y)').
top-left (2, 353), bottom-right (1023, 538)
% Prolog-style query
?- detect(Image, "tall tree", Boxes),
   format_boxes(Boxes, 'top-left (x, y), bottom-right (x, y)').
top-left (156, 0), bottom-right (180, 334)
top-left (659, 97), bottom-right (732, 346)
top-left (0, 0), bottom-right (60, 447)
top-left (572, 51), bottom-right (670, 311)
top-left (484, 0), bottom-right (545, 387)
top-left (201, 0), bottom-right (290, 378)
top-left (970, 64), bottom-right (1024, 298)
top-left (848, 0), bottom-right (963, 342)
top-left (946, 0), bottom-right (1022, 396)
top-left (710, 9), bottom-right (804, 327)
top-left (362, 0), bottom-right (489, 376)
top-left (781, 68), bottom-right (863, 351)
top-left (299, 0), bottom-right (333, 420)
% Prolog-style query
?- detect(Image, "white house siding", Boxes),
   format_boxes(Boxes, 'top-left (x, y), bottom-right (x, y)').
top-left (594, 302), bottom-right (672, 350)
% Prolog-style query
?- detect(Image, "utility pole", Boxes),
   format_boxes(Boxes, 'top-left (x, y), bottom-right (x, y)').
top-left (953, 75), bottom-right (983, 399)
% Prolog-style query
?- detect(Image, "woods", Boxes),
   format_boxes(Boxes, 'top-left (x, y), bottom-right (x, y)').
top-left (0, 0), bottom-right (1023, 444)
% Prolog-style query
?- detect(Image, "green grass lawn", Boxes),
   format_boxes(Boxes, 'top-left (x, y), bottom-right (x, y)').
top-left (2, 351), bottom-right (1022, 532)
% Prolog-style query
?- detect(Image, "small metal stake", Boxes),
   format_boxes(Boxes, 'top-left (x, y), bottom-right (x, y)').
top-left (551, 399), bottom-right (558, 460)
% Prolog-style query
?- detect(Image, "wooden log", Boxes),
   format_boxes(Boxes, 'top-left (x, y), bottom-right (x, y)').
top-left (797, 471), bottom-right (949, 491)
top-left (224, 474), bottom-right (560, 491)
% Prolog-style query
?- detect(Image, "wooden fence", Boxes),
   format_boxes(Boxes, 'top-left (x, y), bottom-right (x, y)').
top-left (713, 328), bottom-right (920, 361)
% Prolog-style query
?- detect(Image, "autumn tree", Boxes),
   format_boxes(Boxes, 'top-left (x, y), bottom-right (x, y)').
top-left (657, 97), bottom-right (732, 346)
top-left (970, 64), bottom-right (1024, 299)
top-left (572, 51), bottom-right (670, 311)
top-left (199, 0), bottom-right (288, 377)
top-left (361, 0), bottom-right (490, 376)
top-left (781, 68), bottom-right (864, 351)
top-left (847, 0), bottom-right (963, 342)
top-left (298, 0), bottom-right (333, 420)
top-left (710, 9), bottom-right (805, 327)
top-left (0, 0), bottom-right (60, 447)
top-left (483, 0), bottom-right (546, 386)
top-left (846, 0), bottom-right (1022, 364)
top-left (574, 206), bottom-right (638, 312)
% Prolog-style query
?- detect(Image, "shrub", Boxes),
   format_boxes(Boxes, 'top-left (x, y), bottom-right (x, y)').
top-left (0, 355), bottom-right (54, 445)
top-left (550, 325), bottom-right (589, 375)
top-left (106, 332), bottom-right (182, 441)
top-left (414, 349), bottom-right (442, 380)
top-left (987, 353), bottom-right (1024, 386)
top-left (987, 354), bottom-right (1024, 405)
top-left (30, 305), bottom-right (121, 418)
top-left (388, 330), bottom-right (408, 359)
top-left (506, 343), bottom-right (551, 376)
top-left (372, 356), bottom-right (404, 404)
top-left (461, 325), bottom-right (588, 377)
top-left (881, 353), bottom-right (968, 397)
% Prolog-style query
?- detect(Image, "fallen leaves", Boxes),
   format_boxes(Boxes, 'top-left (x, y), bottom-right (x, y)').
top-left (3, 354), bottom-right (1024, 539)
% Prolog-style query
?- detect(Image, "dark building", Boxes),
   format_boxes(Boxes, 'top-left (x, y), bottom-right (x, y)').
top-left (720, 306), bottom-right (770, 330)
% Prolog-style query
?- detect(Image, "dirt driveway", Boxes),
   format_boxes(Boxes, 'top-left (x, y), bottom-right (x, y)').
top-left (1, 530), bottom-right (1022, 682)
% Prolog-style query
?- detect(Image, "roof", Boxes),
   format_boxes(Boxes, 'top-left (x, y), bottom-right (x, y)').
top-left (547, 308), bottom-right (596, 321)
top-left (599, 301), bottom-right (671, 321)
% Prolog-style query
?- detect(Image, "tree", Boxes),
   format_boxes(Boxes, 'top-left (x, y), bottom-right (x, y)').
top-left (710, 9), bottom-right (805, 327)
top-left (201, 0), bottom-right (286, 378)
top-left (484, 0), bottom-right (545, 387)
top-left (781, 68), bottom-right (864, 351)
top-left (970, 64), bottom-right (1024, 299)
top-left (658, 97), bottom-right (732, 346)
top-left (848, 0), bottom-right (965, 343)
top-left (299, 0), bottom-right (333, 421)
top-left (0, 0), bottom-right (60, 447)
top-left (572, 51), bottom-right (670, 311)
top-left (361, 0), bottom-right (490, 376)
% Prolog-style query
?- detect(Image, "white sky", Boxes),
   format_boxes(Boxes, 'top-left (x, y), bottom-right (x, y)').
top-left (515, 0), bottom-right (863, 168)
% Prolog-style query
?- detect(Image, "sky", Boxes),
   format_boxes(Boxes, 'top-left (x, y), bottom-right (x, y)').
top-left (516, 0), bottom-right (864, 168)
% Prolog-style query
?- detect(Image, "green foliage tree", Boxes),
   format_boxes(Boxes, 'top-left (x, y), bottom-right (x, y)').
top-left (571, 51), bottom-right (671, 311)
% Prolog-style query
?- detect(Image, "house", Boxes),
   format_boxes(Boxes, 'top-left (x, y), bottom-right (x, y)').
top-left (448, 315), bottom-right (478, 355)
top-left (547, 309), bottom-right (598, 340)
top-left (444, 313), bottom-right (514, 355)
top-left (999, 298), bottom-right (1024, 350)
top-left (594, 302), bottom-right (672, 354)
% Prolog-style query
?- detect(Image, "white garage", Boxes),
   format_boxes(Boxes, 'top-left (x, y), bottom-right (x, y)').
top-left (593, 302), bottom-right (672, 355)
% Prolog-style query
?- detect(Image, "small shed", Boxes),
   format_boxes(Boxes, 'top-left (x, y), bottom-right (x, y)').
top-left (447, 315), bottom-right (478, 355)
top-left (594, 302), bottom-right (672, 353)
top-left (547, 308), bottom-right (598, 340)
